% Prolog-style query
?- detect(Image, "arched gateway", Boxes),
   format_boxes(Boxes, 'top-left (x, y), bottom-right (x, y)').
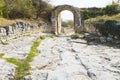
top-left (51, 5), bottom-right (81, 35)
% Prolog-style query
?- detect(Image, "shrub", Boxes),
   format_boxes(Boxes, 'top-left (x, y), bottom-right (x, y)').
top-left (62, 20), bottom-right (74, 27)
top-left (32, 0), bottom-right (53, 21)
top-left (0, 0), bottom-right (5, 17)
top-left (95, 20), bottom-right (120, 39)
top-left (2, 0), bottom-right (35, 19)
top-left (101, 1), bottom-right (119, 16)
top-left (71, 34), bottom-right (80, 39)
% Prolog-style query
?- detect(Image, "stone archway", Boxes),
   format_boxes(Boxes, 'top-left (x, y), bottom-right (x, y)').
top-left (51, 5), bottom-right (81, 35)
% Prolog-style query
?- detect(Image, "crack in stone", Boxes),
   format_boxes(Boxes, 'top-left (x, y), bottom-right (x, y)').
top-left (75, 54), bottom-right (96, 80)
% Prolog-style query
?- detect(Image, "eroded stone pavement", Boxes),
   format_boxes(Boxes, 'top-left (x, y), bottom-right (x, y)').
top-left (0, 33), bottom-right (52, 80)
top-left (30, 36), bottom-right (120, 80)
top-left (0, 34), bottom-right (120, 80)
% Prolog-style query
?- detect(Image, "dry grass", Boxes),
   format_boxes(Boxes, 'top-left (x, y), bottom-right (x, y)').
top-left (0, 18), bottom-right (15, 27)
top-left (85, 13), bottom-right (120, 22)
top-left (0, 18), bottom-right (37, 27)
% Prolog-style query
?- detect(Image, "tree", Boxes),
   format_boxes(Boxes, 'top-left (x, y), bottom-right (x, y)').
top-left (101, 1), bottom-right (119, 15)
top-left (3, 0), bottom-right (35, 19)
top-left (31, 0), bottom-right (53, 20)
top-left (0, 0), bottom-right (5, 17)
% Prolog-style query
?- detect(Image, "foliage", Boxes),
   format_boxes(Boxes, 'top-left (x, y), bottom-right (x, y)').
top-left (5, 37), bottom-right (42, 80)
top-left (81, 1), bottom-right (119, 20)
top-left (0, 0), bottom-right (5, 17)
top-left (3, 0), bottom-right (35, 19)
top-left (62, 20), bottom-right (74, 27)
top-left (101, 1), bottom-right (119, 16)
top-left (71, 34), bottom-right (80, 39)
top-left (0, 35), bottom-right (54, 79)
top-left (71, 33), bottom-right (84, 39)
top-left (0, 53), bottom-right (4, 58)
top-left (80, 8), bottom-right (101, 20)
top-left (94, 20), bottom-right (120, 39)
top-left (0, 0), bottom-right (53, 21)
top-left (32, 0), bottom-right (53, 21)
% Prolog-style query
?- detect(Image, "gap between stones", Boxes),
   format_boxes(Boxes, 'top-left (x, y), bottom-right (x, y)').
top-left (0, 35), bottom-right (55, 80)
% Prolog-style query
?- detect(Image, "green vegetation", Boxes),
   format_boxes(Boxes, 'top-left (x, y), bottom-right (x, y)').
top-left (84, 1), bottom-right (120, 39)
top-left (0, 0), bottom-right (53, 21)
top-left (94, 20), bottom-right (120, 38)
top-left (40, 36), bottom-right (46, 39)
top-left (86, 14), bottom-right (120, 22)
top-left (62, 20), bottom-right (74, 27)
top-left (32, 0), bottom-right (53, 21)
top-left (0, 53), bottom-right (4, 58)
top-left (0, 36), bottom-right (46, 80)
top-left (81, 1), bottom-right (119, 20)
top-left (0, 40), bottom-right (9, 45)
top-left (80, 7), bottom-right (101, 20)
top-left (71, 33), bottom-right (84, 39)
top-left (1, 0), bottom-right (35, 19)
top-left (0, 35), bottom-right (55, 80)
top-left (0, 0), bottom-right (5, 17)
top-left (5, 37), bottom-right (42, 80)
top-left (85, 13), bottom-right (120, 39)
top-left (101, 1), bottom-right (119, 16)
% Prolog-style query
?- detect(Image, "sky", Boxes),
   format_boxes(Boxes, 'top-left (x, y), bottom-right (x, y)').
top-left (49, 0), bottom-right (117, 21)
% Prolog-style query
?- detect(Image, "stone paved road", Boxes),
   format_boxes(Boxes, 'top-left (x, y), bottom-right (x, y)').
top-left (30, 36), bottom-right (120, 80)
top-left (0, 33), bottom-right (52, 80)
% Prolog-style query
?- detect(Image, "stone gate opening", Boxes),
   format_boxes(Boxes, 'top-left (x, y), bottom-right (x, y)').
top-left (60, 10), bottom-right (74, 34)
top-left (51, 5), bottom-right (81, 35)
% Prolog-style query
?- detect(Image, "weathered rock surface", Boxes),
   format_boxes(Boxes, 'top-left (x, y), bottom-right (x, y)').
top-left (30, 36), bottom-right (120, 80)
top-left (0, 59), bottom-right (15, 80)
top-left (0, 33), bottom-right (52, 60)
top-left (0, 34), bottom-right (38, 59)
top-left (0, 33), bottom-right (53, 80)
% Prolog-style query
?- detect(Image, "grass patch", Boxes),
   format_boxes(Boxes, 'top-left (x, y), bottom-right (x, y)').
top-left (0, 40), bottom-right (9, 45)
top-left (26, 39), bottom-right (40, 62)
top-left (23, 34), bottom-right (31, 37)
top-left (0, 53), bottom-right (4, 58)
top-left (40, 34), bottom-right (55, 39)
top-left (13, 37), bottom-right (18, 39)
top-left (14, 39), bottom-right (41, 80)
top-left (6, 58), bottom-right (30, 79)
top-left (0, 35), bottom-right (54, 79)
top-left (40, 36), bottom-right (46, 39)
top-left (49, 34), bottom-right (56, 38)
top-left (85, 13), bottom-right (120, 23)
top-left (71, 33), bottom-right (84, 39)
top-left (4, 36), bottom-right (46, 80)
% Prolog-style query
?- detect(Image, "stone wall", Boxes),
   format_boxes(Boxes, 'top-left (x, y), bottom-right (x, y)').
top-left (0, 21), bottom-right (52, 41)
top-left (83, 21), bottom-right (99, 35)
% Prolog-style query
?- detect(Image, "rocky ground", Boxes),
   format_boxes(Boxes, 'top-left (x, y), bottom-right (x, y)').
top-left (0, 33), bottom-right (51, 80)
top-left (0, 33), bottom-right (120, 80)
top-left (30, 35), bottom-right (120, 80)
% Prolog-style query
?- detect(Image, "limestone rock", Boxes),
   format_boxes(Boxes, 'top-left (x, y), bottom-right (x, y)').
top-left (100, 36), bottom-right (107, 43)
top-left (0, 59), bottom-right (16, 80)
